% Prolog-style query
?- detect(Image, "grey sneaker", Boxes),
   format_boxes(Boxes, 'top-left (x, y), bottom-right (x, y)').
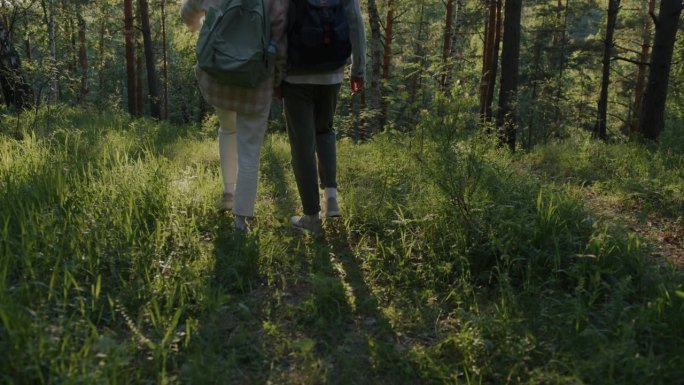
top-left (234, 215), bottom-right (251, 233)
top-left (291, 214), bottom-right (322, 235)
top-left (220, 192), bottom-right (234, 211)
top-left (321, 197), bottom-right (341, 217)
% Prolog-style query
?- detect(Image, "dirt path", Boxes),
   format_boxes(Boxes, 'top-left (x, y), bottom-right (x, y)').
top-left (584, 189), bottom-right (683, 268)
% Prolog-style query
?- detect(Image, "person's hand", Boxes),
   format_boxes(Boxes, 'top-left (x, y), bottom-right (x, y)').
top-left (351, 76), bottom-right (364, 95)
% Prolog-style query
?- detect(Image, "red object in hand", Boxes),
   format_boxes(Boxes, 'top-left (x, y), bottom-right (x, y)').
top-left (351, 76), bottom-right (364, 95)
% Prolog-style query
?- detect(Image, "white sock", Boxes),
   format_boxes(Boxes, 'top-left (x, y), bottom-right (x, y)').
top-left (324, 188), bottom-right (337, 200)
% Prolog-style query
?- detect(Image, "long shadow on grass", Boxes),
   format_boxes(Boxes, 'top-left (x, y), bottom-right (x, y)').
top-left (180, 213), bottom-right (272, 384)
top-left (284, 223), bottom-right (419, 385)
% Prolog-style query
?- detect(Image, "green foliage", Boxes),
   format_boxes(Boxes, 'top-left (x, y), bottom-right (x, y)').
top-left (1, 107), bottom-right (683, 384)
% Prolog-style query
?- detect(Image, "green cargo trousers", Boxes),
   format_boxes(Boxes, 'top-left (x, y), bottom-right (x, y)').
top-left (282, 82), bottom-right (341, 216)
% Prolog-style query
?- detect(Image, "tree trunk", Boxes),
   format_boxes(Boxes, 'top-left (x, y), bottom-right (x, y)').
top-left (496, 0), bottom-right (522, 151)
top-left (366, 0), bottom-right (383, 134)
top-left (594, 0), bottom-right (620, 141)
top-left (483, 0), bottom-right (502, 124)
top-left (629, 0), bottom-right (655, 137)
top-left (380, 0), bottom-right (394, 129)
top-left (138, 0), bottom-right (160, 119)
top-left (24, 34), bottom-right (32, 63)
top-left (161, 0), bottom-right (169, 120)
top-left (405, 1), bottom-right (426, 129)
top-left (98, 5), bottom-right (108, 95)
top-left (639, 0), bottom-right (682, 141)
top-left (41, 0), bottom-right (58, 104)
top-left (124, 0), bottom-right (137, 116)
top-left (77, 1), bottom-right (89, 104)
top-left (479, 0), bottom-right (498, 122)
top-left (554, 0), bottom-right (569, 125)
top-left (442, 0), bottom-right (462, 94)
top-left (0, 17), bottom-right (33, 111)
top-left (488, 1), bottom-right (502, 119)
top-left (136, 37), bottom-right (145, 117)
top-left (440, 0), bottom-right (454, 93)
top-left (382, 0), bottom-right (394, 80)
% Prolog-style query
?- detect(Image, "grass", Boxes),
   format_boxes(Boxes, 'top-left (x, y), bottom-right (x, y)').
top-left (1, 106), bottom-right (683, 384)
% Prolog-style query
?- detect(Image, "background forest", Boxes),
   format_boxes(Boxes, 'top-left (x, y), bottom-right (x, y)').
top-left (2, 0), bottom-right (683, 144)
top-left (1, 0), bottom-right (683, 384)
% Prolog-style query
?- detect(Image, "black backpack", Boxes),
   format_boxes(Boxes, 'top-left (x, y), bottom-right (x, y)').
top-left (287, 0), bottom-right (352, 71)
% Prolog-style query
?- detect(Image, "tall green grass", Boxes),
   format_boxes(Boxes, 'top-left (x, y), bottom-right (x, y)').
top-left (1, 106), bottom-right (682, 384)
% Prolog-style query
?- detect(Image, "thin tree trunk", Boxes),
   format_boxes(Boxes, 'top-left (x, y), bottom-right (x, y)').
top-left (440, 0), bottom-right (454, 93)
top-left (41, 0), bottom-right (58, 104)
top-left (380, 0), bottom-right (394, 129)
top-left (77, 1), bottom-right (88, 104)
top-left (138, 0), bottom-right (160, 119)
top-left (366, 0), bottom-right (383, 134)
top-left (554, 0), bottom-right (569, 125)
top-left (24, 34), bottom-right (32, 62)
top-left (496, 0), bottom-right (522, 151)
top-left (639, 0), bottom-right (682, 141)
top-left (382, 0), bottom-right (394, 80)
top-left (124, 0), bottom-right (137, 116)
top-left (136, 37), bottom-right (145, 117)
top-left (629, 0), bottom-right (655, 137)
top-left (98, 5), bottom-right (107, 94)
top-left (442, 0), bottom-right (462, 94)
top-left (594, 0), bottom-right (620, 141)
top-left (527, 28), bottom-right (544, 149)
top-left (405, 1), bottom-right (426, 128)
top-left (479, 0), bottom-right (497, 121)
top-left (161, 0), bottom-right (169, 120)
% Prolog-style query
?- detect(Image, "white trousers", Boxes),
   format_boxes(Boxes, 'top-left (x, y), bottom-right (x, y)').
top-left (216, 104), bottom-right (269, 217)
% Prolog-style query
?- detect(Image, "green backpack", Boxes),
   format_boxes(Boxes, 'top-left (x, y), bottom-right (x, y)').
top-left (196, 0), bottom-right (274, 87)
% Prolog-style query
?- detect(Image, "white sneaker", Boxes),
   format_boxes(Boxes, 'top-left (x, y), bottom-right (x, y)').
top-left (291, 214), bottom-right (322, 235)
top-left (321, 196), bottom-right (341, 217)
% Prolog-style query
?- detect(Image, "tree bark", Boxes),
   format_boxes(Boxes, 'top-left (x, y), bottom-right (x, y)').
top-left (77, 1), bottom-right (88, 104)
top-left (41, 0), bottom-right (58, 104)
top-left (380, 0), bottom-right (394, 129)
top-left (554, 0), bottom-right (569, 125)
top-left (136, 37), bottom-right (144, 117)
top-left (382, 0), bottom-right (394, 80)
top-left (440, 0), bottom-right (463, 93)
top-left (496, 0), bottom-right (522, 151)
top-left (0, 17), bottom-right (33, 111)
top-left (24, 34), bottom-right (32, 63)
top-left (98, 5), bottom-right (108, 95)
top-left (639, 0), bottom-right (682, 141)
top-left (479, 0), bottom-right (498, 122)
top-left (405, 1), bottom-right (426, 129)
top-left (594, 0), bottom-right (620, 141)
top-left (481, 0), bottom-right (502, 124)
top-left (161, 0), bottom-right (169, 120)
top-left (629, 0), bottom-right (655, 137)
top-left (138, 0), bottom-right (160, 119)
top-left (366, 0), bottom-right (383, 134)
top-left (487, 1), bottom-right (502, 121)
top-left (440, 0), bottom-right (454, 93)
top-left (124, 0), bottom-right (137, 116)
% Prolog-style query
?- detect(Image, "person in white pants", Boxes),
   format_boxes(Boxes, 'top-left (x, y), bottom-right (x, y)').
top-left (181, 0), bottom-right (287, 232)
top-left (216, 105), bottom-right (269, 230)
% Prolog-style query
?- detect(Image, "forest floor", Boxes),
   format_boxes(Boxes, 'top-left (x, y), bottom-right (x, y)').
top-left (584, 188), bottom-right (683, 268)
